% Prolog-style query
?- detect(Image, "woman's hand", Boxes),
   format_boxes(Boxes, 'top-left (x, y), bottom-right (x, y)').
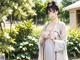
top-left (50, 31), bottom-right (58, 40)
top-left (39, 32), bottom-right (47, 45)
top-left (42, 31), bottom-right (55, 40)
top-left (40, 31), bottom-right (51, 45)
top-left (40, 30), bottom-right (58, 45)
top-left (43, 31), bottom-right (51, 40)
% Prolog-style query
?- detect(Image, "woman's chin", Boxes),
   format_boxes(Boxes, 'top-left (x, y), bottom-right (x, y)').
top-left (50, 18), bottom-right (55, 21)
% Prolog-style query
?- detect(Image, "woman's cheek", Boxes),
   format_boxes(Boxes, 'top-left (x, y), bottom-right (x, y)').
top-left (49, 15), bottom-right (54, 19)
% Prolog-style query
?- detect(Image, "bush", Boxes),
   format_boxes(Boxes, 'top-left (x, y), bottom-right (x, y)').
top-left (32, 25), bottom-right (42, 39)
top-left (0, 30), bottom-right (15, 53)
top-left (67, 29), bottom-right (80, 58)
top-left (0, 29), bottom-right (16, 60)
top-left (11, 20), bottom-right (39, 60)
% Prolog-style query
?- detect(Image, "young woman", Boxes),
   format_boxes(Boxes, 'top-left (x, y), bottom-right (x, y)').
top-left (38, 1), bottom-right (68, 60)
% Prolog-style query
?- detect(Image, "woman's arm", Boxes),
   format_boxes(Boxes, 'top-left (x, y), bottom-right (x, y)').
top-left (39, 32), bottom-right (45, 46)
top-left (54, 22), bottom-right (67, 52)
top-left (39, 24), bottom-right (50, 46)
top-left (39, 24), bottom-right (47, 46)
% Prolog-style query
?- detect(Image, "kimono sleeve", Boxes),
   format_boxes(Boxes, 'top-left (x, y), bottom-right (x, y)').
top-left (54, 22), bottom-right (67, 52)
top-left (38, 25), bottom-right (46, 60)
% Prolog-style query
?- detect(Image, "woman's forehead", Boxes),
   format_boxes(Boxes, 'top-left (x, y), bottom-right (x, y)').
top-left (48, 9), bottom-right (55, 13)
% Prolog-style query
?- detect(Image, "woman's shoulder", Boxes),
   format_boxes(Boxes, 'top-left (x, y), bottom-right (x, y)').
top-left (42, 23), bottom-right (49, 31)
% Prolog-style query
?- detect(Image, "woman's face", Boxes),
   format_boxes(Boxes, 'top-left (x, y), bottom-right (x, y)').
top-left (48, 10), bottom-right (58, 20)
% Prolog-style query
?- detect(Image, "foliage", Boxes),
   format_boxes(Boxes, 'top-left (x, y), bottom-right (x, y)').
top-left (0, 30), bottom-right (16, 53)
top-left (32, 25), bottom-right (42, 38)
top-left (0, 0), bottom-right (35, 31)
top-left (67, 29), bottom-right (80, 58)
top-left (10, 20), bottom-right (39, 60)
top-left (33, 0), bottom-right (50, 24)
top-left (59, 0), bottom-right (73, 24)
top-left (59, 5), bottom-right (69, 24)
top-left (34, 0), bottom-right (46, 19)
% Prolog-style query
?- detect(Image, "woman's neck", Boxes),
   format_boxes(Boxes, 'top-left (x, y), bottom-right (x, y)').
top-left (50, 18), bottom-right (58, 23)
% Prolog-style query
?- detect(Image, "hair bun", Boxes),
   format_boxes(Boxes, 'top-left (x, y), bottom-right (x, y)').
top-left (47, 1), bottom-right (56, 7)
top-left (52, 1), bottom-right (56, 6)
top-left (46, 1), bottom-right (59, 14)
top-left (48, 2), bottom-right (52, 7)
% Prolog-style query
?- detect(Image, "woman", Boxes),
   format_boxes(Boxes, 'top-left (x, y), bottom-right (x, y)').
top-left (38, 1), bottom-right (68, 60)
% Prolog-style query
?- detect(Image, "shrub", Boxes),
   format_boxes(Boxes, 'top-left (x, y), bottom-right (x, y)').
top-left (67, 29), bottom-right (80, 58)
top-left (0, 30), bottom-right (15, 53)
top-left (11, 20), bottom-right (39, 60)
top-left (32, 25), bottom-right (42, 39)
top-left (0, 30), bottom-right (16, 60)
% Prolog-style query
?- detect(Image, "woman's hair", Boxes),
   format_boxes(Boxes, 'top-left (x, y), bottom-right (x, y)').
top-left (46, 1), bottom-right (59, 14)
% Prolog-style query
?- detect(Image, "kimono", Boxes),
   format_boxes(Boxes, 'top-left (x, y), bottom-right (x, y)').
top-left (38, 21), bottom-right (68, 60)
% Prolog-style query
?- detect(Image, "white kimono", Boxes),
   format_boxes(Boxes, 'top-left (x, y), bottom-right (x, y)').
top-left (38, 21), bottom-right (68, 60)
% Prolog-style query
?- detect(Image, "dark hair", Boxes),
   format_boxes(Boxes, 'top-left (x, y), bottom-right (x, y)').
top-left (46, 1), bottom-right (59, 14)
